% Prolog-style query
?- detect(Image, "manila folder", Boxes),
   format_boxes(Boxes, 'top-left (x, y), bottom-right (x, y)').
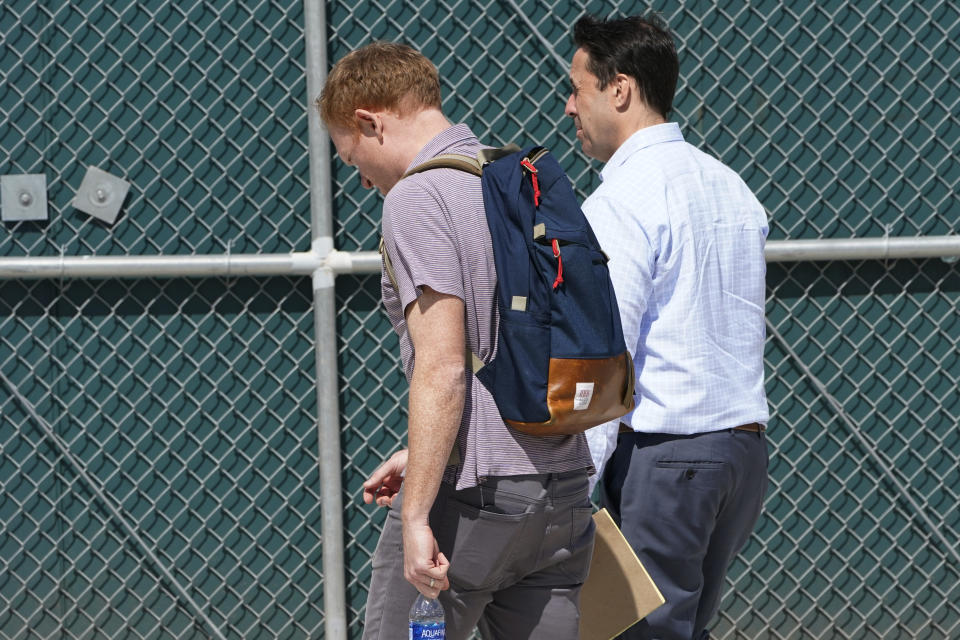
top-left (579, 508), bottom-right (665, 640)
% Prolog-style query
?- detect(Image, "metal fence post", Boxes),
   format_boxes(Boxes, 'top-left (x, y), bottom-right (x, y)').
top-left (313, 267), bottom-right (348, 640)
top-left (304, 1), bottom-right (347, 638)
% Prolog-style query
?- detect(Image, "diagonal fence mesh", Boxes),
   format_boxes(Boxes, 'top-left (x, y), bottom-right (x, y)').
top-left (0, 0), bottom-right (957, 638)
top-left (0, 277), bottom-right (323, 638)
top-left (2, 1), bottom-right (323, 637)
top-left (330, 1), bottom-right (959, 638)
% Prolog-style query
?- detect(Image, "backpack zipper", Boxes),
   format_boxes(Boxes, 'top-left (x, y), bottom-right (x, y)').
top-left (527, 148), bottom-right (548, 165)
top-left (523, 148), bottom-right (563, 288)
top-left (520, 158), bottom-right (541, 207)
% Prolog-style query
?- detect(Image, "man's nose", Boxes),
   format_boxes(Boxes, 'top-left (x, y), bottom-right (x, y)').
top-left (564, 94), bottom-right (576, 118)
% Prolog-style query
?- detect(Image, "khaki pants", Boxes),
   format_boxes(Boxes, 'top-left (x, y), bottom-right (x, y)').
top-left (362, 470), bottom-right (595, 640)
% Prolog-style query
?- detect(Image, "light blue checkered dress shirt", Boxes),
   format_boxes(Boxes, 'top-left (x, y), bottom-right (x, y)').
top-left (583, 123), bottom-right (770, 483)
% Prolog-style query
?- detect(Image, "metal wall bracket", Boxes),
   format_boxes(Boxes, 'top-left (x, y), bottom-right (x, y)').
top-left (1, 174), bottom-right (48, 222)
top-left (73, 166), bottom-right (130, 224)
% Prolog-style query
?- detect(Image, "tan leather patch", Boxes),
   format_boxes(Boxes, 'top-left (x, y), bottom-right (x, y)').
top-left (506, 353), bottom-right (635, 436)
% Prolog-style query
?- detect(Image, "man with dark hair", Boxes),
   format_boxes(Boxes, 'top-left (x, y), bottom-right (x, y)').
top-left (319, 41), bottom-right (595, 639)
top-left (566, 14), bottom-right (770, 640)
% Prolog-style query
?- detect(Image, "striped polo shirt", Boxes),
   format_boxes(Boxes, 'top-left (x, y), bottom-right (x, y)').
top-left (380, 123), bottom-right (593, 490)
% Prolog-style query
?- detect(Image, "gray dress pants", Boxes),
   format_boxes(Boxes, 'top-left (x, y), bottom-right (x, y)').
top-left (601, 428), bottom-right (768, 640)
top-left (362, 470), bottom-right (595, 640)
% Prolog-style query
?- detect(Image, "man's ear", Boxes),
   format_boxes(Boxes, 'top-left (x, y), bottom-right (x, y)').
top-left (354, 108), bottom-right (384, 142)
top-left (612, 74), bottom-right (632, 108)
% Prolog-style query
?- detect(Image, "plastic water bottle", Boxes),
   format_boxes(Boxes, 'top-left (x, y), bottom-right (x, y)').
top-left (409, 593), bottom-right (445, 639)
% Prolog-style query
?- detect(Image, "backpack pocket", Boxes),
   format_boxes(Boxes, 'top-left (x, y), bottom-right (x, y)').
top-left (476, 309), bottom-right (551, 424)
top-left (533, 237), bottom-right (620, 357)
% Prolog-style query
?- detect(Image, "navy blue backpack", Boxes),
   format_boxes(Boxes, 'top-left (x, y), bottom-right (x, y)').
top-left (392, 145), bottom-right (634, 436)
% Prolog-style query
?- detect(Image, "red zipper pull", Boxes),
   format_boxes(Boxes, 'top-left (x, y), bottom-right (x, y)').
top-left (552, 238), bottom-right (563, 289)
top-left (520, 158), bottom-right (540, 207)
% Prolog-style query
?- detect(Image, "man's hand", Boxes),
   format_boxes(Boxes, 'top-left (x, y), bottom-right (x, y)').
top-left (403, 520), bottom-right (450, 598)
top-left (361, 449), bottom-right (408, 508)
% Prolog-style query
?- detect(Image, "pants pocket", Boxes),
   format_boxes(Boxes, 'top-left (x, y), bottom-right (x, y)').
top-left (436, 496), bottom-right (534, 591)
top-left (557, 506), bottom-right (595, 583)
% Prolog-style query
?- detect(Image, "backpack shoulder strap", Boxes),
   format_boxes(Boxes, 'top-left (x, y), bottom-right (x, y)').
top-left (478, 143), bottom-right (521, 165)
top-left (400, 144), bottom-right (522, 179)
top-left (378, 234), bottom-right (484, 376)
top-left (386, 144), bottom-right (525, 376)
top-left (378, 235), bottom-right (399, 292)
top-left (402, 154), bottom-right (482, 179)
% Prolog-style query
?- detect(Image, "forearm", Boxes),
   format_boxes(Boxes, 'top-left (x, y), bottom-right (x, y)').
top-left (402, 360), bottom-right (465, 525)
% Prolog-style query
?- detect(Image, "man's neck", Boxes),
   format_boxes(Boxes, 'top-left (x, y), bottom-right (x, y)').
top-left (615, 111), bottom-right (667, 151)
top-left (376, 108), bottom-right (453, 193)
top-left (394, 108), bottom-right (454, 168)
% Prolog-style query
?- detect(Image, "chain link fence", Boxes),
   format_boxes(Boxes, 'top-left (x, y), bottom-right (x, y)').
top-left (1, 1), bottom-right (958, 639)
top-left (333, 1), bottom-right (960, 638)
top-left (1, 1), bottom-right (324, 638)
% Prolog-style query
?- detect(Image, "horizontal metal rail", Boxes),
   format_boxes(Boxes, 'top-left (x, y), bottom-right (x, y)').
top-left (0, 247), bottom-right (382, 279)
top-left (763, 236), bottom-right (960, 263)
top-left (0, 236), bottom-right (956, 279)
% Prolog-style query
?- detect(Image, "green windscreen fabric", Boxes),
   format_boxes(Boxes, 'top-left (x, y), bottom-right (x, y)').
top-left (1, 1), bottom-right (957, 638)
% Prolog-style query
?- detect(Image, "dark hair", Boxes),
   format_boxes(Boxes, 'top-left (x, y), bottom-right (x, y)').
top-left (573, 14), bottom-right (679, 118)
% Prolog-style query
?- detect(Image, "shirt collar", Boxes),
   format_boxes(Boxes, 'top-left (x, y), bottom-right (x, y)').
top-left (600, 122), bottom-right (684, 182)
top-left (407, 123), bottom-right (479, 172)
